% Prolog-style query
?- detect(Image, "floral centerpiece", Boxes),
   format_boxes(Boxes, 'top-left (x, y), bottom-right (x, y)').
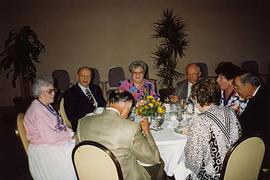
top-left (135, 95), bottom-right (165, 117)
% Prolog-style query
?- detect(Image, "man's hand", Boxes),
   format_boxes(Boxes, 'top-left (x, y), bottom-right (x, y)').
top-left (170, 95), bottom-right (179, 103)
top-left (140, 118), bottom-right (150, 135)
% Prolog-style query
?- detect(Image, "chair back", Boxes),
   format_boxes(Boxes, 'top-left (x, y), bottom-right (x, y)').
top-left (59, 98), bottom-right (72, 128)
top-left (195, 62), bottom-right (208, 80)
top-left (15, 113), bottom-right (29, 155)
top-left (220, 136), bottom-right (265, 180)
top-left (72, 141), bottom-right (123, 180)
top-left (108, 67), bottom-right (125, 89)
top-left (91, 68), bottom-right (101, 87)
top-left (52, 69), bottom-right (71, 91)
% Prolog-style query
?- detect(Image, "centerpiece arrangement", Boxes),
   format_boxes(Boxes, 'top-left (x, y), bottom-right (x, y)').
top-left (135, 95), bottom-right (165, 122)
top-left (135, 96), bottom-right (166, 129)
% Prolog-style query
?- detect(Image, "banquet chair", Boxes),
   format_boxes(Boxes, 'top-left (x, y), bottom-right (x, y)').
top-left (195, 62), bottom-right (208, 80)
top-left (15, 113), bottom-right (29, 155)
top-left (52, 69), bottom-right (71, 108)
top-left (91, 68), bottom-right (101, 87)
top-left (107, 66), bottom-right (125, 90)
top-left (220, 136), bottom-right (265, 180)
top-left (52, 69), bottom-right (71, 91)
top-left (59, 98), bottom-right (72, 128)
top-left (72, 140), bottom-right (123, 180)
top-left (105, 67), bottom-right (125, 99)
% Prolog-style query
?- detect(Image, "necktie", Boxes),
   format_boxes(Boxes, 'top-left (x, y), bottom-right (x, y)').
top-left (85, 88), bottom-right (97, 108)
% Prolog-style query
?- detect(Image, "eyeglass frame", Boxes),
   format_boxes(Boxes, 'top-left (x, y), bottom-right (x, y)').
top-left (41, 88), bottom-right (57, 94)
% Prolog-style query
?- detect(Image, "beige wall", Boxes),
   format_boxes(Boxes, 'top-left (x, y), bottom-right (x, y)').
top-left (0, 0), bottom-right (269, 106)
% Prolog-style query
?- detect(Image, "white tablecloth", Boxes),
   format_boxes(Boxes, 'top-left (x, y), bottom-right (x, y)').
top-left (151, 124), bottom-right (191, 179)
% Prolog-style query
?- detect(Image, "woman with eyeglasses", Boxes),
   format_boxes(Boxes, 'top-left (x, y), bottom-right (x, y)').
top-left (119, 60), bottom-right (158, 102)
top-left (215, 62), bottom-right (247, 116)
top-left (24, 76), bottom-right (76, 180)
top-left (184, 79), bottom-right (241, 180)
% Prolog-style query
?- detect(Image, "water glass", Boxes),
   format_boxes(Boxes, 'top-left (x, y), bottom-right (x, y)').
top-left (155, 115), bottom-right (164, 130)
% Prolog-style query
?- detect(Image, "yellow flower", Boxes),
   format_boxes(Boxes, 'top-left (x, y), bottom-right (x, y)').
top-left (147, 95), bottom-right (153, 100)
top-left (135, 95), bottom-right (165, 117)
top-left (157, 106), bottom-right (165, 114)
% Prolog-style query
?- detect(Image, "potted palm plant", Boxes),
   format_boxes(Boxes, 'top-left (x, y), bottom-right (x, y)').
top-left (152, 9), bottom-right (189, 100)
top-left (0, 26), bottom-right (45, 112)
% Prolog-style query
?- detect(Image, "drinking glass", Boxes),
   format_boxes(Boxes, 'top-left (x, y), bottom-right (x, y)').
top-left (175, 109), bottom-right (183, 129)
top-left (179, 98), bottom-right (187, 113)
top-left (155, 115), bottom-right (164, 130)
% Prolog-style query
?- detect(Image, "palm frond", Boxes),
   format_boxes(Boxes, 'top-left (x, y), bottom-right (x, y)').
top-left (152, 8), bottom-right (188, 88)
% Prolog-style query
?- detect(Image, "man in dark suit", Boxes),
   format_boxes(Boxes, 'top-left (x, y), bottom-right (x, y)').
top-left (170, 63), bottom-right (201, 102)
top-left (234, 72), bottom-right (270, 168)
top-left (63, 66), bottom-right (106, 132)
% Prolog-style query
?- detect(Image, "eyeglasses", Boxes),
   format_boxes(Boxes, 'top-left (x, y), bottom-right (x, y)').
top-left (41, 88), bottom-right (57, 94)
top-left (132, 71), bottom-right (144, 75)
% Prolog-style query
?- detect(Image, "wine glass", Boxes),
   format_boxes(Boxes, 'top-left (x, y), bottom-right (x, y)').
top-left (179, 98), bottom-right (187, 113)
top-left (175, 109), bottom-right (183, 130)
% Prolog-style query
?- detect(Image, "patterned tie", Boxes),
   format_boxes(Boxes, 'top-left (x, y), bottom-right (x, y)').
top-left (85, 88), bottom-right (97, 108)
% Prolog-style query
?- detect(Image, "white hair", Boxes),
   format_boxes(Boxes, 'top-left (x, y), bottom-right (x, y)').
top-left (32, 76), bottom-right (54, 97)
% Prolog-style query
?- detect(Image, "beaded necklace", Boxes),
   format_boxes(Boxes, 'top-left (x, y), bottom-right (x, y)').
top-left (37, 99), bottom-right (66, 132)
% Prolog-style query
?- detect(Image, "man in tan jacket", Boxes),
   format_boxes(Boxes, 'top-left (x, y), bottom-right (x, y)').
top-left (76, 91), bottom-right (163, 180)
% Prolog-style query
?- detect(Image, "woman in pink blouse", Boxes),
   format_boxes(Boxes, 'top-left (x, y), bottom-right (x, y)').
top-left (119, 60), bottom-right (157, 102)
top-left (24, 76), bottom-right (76, 180)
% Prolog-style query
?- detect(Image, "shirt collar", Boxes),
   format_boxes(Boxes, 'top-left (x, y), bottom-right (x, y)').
top-left (78, 83), bottom-right (88, 93)
top-left (106, 107), bottom-right (121, 116)
top-left (252, 85), bottom-right (261, 97)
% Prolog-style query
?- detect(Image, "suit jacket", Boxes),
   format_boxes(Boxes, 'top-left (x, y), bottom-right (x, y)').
top-left (63, 83), bottom-right (106, 131)
top-left (172, 79), bottom-right (189, 99)
top-left (238, 85), bottom-right (270, 147)
top-left (76, 109), bottom-right (160, 180)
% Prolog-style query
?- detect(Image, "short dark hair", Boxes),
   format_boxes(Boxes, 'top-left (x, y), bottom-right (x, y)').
top-left (238, 72), bottom-right (262, 87)
top-left (108, 91), bottom-right (135, 107)
top-left (191, 78), bottom-right (221, 107)
top-left (215, 62), bottom-right (242, 80)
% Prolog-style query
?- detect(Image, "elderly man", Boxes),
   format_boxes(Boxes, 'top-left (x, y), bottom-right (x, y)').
top-left (234, 72), bottom-right (270, 168)
top-left (170, 63), bottom-right (201, 102)
top-left (76, 91), bottom-right (163, 180)
top-left (63, 66), bottom-right (106, 132)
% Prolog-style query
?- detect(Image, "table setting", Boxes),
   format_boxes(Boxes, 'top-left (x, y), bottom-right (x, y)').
top-left (130, 96), bottom-right (199, 179)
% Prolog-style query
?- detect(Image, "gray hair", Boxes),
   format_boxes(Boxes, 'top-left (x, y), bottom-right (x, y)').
top-left (238, 72), bottom-right (262, 87)
top-left (32, 76), bottom-right (54, 97)
top-left (128, 60), bottom-right (147, 73)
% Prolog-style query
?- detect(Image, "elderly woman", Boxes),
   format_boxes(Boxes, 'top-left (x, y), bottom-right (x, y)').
top-left (24, 76), bottom-right (76, 180)
top-left (215, 62), bottom-right (247, 116)
top-left (184, 78), bottom-right (241, 180)
top-left (119, 60), bottom-right (157, 102)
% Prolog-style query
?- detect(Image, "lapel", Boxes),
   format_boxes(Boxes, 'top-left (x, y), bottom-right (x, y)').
top-left (75, 83), bottom-right (92, 103)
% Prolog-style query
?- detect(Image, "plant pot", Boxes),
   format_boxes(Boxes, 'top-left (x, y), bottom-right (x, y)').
top-left (159, 88), bottom-right (175, 102)
top-left (13, 96), bottom-right (33, 113)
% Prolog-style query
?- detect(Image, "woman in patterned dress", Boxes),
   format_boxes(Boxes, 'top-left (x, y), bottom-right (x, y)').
top-left (215, 62), bottom-right (247, 116)
top-left (184, 78), bottom-right (241, 180)
top-left (119, 60), bottom-right (157, 102)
